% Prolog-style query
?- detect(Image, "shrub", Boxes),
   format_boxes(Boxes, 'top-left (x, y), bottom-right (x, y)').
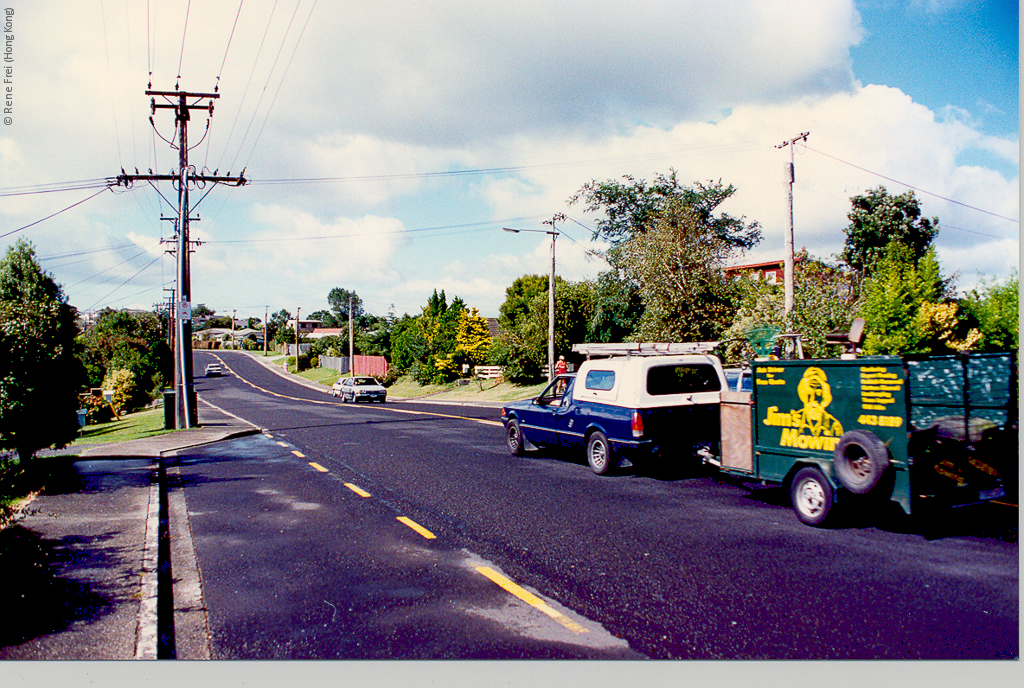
top-left (102, 369), bottom-right (141, 415)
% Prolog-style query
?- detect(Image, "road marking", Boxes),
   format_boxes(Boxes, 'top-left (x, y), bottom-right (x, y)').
top-left (990, 500), bottom-right (1018, 508)
top-left (344, 483), bottom-right (371, 498)
top-left (397, 516), bottom-right (436, 539)
top-left (309, 462), bottom-right (329, 473)
top-left (474, 566), bottom-right (588, 634)
top-left (276, 441), bottom-right (288, 447)
top-left (292, 450), bottom-right (305, 458)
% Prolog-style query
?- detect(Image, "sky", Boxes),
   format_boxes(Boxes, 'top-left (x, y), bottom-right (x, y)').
top-left (0, 0), bottom-right (1018, 323)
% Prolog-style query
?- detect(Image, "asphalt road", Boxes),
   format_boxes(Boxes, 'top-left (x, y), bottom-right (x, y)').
top-left (176, 350), bottom-right (1019, 660)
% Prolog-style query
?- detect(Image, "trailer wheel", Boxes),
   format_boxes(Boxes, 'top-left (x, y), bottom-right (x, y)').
top-left (791, 466), bottom-right (834, 526)
top-left (834, 430), bottom-right (889, 495)
top-left (586, 431), bottom-right (614, 475)
top-left (506, 419), bottom-right (525, 456)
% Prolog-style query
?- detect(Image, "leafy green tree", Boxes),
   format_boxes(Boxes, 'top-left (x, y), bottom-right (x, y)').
top-left (569, 170), bottom-right (761, 252)
top-left (327, 288), bottom-right (365, 326)
top-left (569, 171), bottom-right (760, 343)
top-left (960, 272), bottom-right (1018, 351)
top-left (493, 276), bottom-right (597, 381)
top-left (308, 309), bottom-right (338, 328)
top-left (266, 308), bottom-right (291, 343)
top-left (842, 186), bottom-right (939, 275)
top-left (588, 269), bottom-right (643, 343)
top-left (0, 240), bottom-right (82, 461)
top-left (618, 199), bottom-right (744, 342)
top-left (192, 304), bottom-right (215, 318)
top-left (860, 243), bottom-right (948, 354)
top-left (77, 308), bottom-right (170, 396)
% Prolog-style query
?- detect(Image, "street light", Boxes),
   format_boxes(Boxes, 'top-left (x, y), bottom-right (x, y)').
top-left (503, 214), bottom-right (563, 380)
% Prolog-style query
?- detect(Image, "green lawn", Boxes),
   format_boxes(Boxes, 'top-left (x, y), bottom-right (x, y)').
top-left (69, 407), bottom-right (171, 447)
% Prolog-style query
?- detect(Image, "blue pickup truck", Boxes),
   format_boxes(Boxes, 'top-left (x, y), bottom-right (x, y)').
top-left (501, 353), bottom-right (727, 474)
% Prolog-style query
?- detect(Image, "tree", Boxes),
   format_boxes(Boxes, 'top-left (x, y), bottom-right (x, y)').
top-left (960, 272), bottom-right (1018, 351)
top-left (842, 186), bottom-right (939, 275)
top-left (77, 308), bottom-right (171, 395)
top-left (0, 240), bottom-right (82, 461)
top-left (327, 288), bottom-right (364, 325)
top-left (569, 171), bottom-right (760, 343)
top-left (569, 170), bottom-right (761, 253)
top-left (267, 308), bottom-right (291, 344)
top-left (618, 199), bottom-right (745, 342)
top-left (453, 308), bottom-right (493, 371)
top-left (860, 243), bottom-right (952, 354)
top-left (192, 304), bottom-right (215, 318)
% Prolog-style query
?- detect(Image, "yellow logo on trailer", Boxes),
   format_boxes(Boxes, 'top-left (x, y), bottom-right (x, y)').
top-left (770, 367), bottom-right (844, 451)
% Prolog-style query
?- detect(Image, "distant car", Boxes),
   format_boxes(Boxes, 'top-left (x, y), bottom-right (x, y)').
top-left (205, 363), bottom-right (223, 377)
top-left (332, 376), bottom-right (387, 403)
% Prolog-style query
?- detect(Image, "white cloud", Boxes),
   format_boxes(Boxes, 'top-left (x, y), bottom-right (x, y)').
top-left (0, 0), bottom-right (1016, 320)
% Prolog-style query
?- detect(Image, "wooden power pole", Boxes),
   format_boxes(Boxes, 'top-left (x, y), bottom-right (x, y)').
top-left (115, 88), bottom-right (247, 429)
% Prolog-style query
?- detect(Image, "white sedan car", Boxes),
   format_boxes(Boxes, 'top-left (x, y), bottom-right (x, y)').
top-left (332, 376), bottom-right (387, 403)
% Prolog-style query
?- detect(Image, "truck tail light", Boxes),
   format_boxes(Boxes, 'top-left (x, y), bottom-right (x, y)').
top-left (632, 410), bottom-right (644, 438)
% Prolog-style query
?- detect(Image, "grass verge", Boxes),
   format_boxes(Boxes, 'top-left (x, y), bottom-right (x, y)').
top-left (69, 407), bottom-right (171, 447)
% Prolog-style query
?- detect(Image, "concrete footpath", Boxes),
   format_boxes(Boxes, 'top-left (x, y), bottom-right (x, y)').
top-left (0, 402), bottom-right (258, 660)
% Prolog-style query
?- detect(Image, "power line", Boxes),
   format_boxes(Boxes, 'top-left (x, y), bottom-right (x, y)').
top-left (203, 216), bottom-right (548, 244)
top-left (86, 254), bottom-right (162, 311)
top-left (240, 0), bottom-right (318, 171)
top-left (228, 0), bottom-right (303, 172)
top-left (176, 0), bottom-right (192, 83)
top-left (805, 144), bottom-right (1019, 223)
top-left (0, 187), bottom-right (113, 239)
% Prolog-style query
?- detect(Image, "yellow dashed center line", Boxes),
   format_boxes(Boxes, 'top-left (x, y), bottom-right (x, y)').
top-left (397, 516), bottom-right (437, 539)
top-left (344, 483), bottom-right (371, 498)
top-left (308, 462), bottom-right (329, 473)
top-left (291, 450), bottom-right (305, 458)
top-left (474, 566), bottom-right (588, 634)
top-left (276, 441), bottom-right (288, 447)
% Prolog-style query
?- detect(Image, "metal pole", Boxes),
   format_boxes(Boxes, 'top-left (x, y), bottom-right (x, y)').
top-left (348, 296), bottom-right (355, 377)
top-left (548, 233), bottom-right (556, 381)
top-left (264, 305), bottom-right (268, 356)
top-left (295, 307), bottom-right (300, 371)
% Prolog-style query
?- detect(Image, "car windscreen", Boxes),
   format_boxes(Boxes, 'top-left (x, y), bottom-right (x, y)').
top-left (647, 364), bottom-right (721, 395)
top-left (354, 378), bottom-right (376, 385)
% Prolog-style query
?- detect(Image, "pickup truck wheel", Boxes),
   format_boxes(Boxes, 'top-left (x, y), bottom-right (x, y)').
top-left (833, 430), bottom-right (888, 495)
top-left (791, 466), bottom-right (833, 526)
top-left (586, 431), bottom-right (614, 475)
top-left (506, 419), bottom-right (526, 456)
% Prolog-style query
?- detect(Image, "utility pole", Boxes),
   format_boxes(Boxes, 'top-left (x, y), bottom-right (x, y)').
top-left (503, 214), bottom-right (562, 381)
top-left (541, 214), bottom-right (564, 381)
top-left (264, 305), bottom-right (269, 357)
top-left (775, 132), bottom-right (809, 321)
top-left (348, 295), bottom-right (355, 377)
top-left (295, 307), bottom-right (301, 370)
top-left (115, 88), bottom-right (247, 429)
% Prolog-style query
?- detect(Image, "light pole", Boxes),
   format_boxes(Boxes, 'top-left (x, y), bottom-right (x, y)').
top-left (503, 214), bottom-right (563, 380)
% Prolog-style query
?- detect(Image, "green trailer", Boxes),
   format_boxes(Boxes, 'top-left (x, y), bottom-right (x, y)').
top-left (717, 352), bottom-right (1017, 526)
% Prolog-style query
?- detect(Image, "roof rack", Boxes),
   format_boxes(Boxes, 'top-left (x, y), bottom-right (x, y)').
top-left (571, 342), bottom-right (720, 358)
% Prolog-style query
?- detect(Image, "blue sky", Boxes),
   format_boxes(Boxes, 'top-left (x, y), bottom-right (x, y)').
top-left (0, 0), bottom-right (1018, 322)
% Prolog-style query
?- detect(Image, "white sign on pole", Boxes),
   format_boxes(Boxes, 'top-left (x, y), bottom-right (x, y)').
top-left (178, 301), bottom-right (192, 320)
